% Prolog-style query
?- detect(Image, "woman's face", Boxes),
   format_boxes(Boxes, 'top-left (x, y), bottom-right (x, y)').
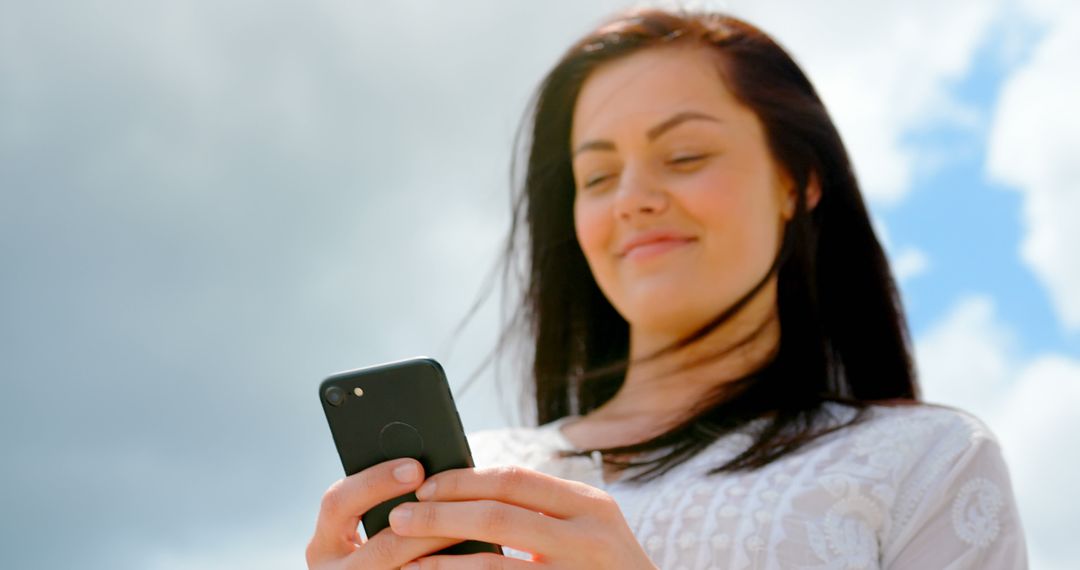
top-left (570, 45), bottom-right (798, 338)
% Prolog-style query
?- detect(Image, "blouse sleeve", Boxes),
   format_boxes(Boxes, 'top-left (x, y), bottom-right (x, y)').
top-left (882, 431), bottom-right (1028, 569)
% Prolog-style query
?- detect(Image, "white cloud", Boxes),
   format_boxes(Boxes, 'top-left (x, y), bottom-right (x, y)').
top-left (986, 2), bottom-right (1080, 331)
top-left (726, 0), bottom-right (999, 205)
top-left (915, 295), bottom-right (1080, 568)
top-left (891, 248), bottom-right (930, 283)
top-left (916, 295), bottom-right (1017, 422)
top-left (997, 355), bottom-right (1080, 570)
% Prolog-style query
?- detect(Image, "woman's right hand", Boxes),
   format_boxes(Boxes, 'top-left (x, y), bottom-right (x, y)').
top-left (306, 458), bottom-right (462, 569)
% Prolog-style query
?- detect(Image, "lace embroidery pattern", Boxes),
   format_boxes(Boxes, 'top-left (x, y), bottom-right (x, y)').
top-left (951, 477), bottom-right (1004, 548)
top-left (802, 475), bottom-right (884, 569)
top-left (466, 404), bottom-right (1019, 569)
top-left (637, 435), bottom-right (758, 569)
top-left (795, 406), bottom-right (983, 569)
top-left (889, 411), bottom-right (987, 539)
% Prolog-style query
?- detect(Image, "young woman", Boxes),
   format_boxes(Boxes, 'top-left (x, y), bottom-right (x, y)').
top-left (306, 9), bottom-right (1027, 569)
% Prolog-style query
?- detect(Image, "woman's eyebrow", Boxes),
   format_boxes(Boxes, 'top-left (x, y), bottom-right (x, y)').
top-left (647, 110), bottom-right (722, 140)
top-left (572, 111), bottom-right (722, 158)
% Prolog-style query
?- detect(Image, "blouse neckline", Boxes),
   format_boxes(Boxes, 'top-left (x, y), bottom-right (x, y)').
top-left (544, 415), bottom-right (585, 451)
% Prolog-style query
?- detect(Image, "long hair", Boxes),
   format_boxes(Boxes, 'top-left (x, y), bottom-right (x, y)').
top-left (499, 8), bottom-right (919, 483)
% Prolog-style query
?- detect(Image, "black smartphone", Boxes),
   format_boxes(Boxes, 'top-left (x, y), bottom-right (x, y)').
top-left (319, 357), bottom-right (503, 556)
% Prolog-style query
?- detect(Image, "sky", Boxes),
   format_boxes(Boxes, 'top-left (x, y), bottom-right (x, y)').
top-left (1, 0), bottom-right (1077, 568)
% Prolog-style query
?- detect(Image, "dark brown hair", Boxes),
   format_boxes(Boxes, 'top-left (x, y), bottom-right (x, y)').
top-left (489, 8), bottom-right (920, 483)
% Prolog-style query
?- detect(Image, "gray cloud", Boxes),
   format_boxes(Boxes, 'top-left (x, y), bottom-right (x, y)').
top-left (0, 1), bottom-right (620, 567)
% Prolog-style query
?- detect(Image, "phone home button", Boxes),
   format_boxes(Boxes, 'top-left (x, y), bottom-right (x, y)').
top-left (379, 421), bottom-right (425, 460)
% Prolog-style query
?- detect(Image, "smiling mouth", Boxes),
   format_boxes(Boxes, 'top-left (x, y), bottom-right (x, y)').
top-left (621, 238), bottom-right (696, 261)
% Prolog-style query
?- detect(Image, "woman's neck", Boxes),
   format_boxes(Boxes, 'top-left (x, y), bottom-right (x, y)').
top-left (587, 281), bottom-right (781, 427)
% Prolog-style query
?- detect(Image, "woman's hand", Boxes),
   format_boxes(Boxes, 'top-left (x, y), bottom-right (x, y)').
top-left (306, 458), bottom-right (462, 569)
top-left (387, 465), bottom-right (658, 569)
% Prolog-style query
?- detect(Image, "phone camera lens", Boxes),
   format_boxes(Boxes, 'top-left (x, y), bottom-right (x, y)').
top-left (324, 386), bottom-right (346, 407)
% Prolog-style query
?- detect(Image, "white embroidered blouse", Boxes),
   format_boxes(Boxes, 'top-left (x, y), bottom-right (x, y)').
top-left (465, 403), bottom-right (1028, 569)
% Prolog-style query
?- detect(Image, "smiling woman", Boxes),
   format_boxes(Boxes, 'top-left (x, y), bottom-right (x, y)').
top-left (571, 46), bottom-right (803, 354)
top-left (306, 7), bottom-right (1028, 570)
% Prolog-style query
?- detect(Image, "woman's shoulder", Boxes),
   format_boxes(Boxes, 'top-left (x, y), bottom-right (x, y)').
top-left (777, 403), bottom-right (1024, 566)
top-left (843, 401), bottom-right (1000, 454)
top-left (808, 401), bottom-right (1008, 496)
top-left (821, 403), bottom-right (1024, 565)
top-left (465, 418), bottom-right (571, 469)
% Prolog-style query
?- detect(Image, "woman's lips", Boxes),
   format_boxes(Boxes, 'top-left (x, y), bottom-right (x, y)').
top-left (619, 236), bottom-right (697, 261)
top-left (623, 239), bottom-right (695, 260)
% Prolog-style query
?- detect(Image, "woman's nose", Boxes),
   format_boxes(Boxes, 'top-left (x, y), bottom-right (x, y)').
top-left (613, 167), bottom-right (669, 219)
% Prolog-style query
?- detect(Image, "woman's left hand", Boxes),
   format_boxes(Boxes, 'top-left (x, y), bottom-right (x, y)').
top-left (387, 465), bottom-right (657, 569)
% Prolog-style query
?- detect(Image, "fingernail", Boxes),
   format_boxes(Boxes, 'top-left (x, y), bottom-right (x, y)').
top-left (403, 563), bottom-right (419, 570)
top-left (389, 504), bottom-right (413, 526)
top-left (393, 462), bottom-right (418, 483)
top-left (415, 481), bottom-right (436, 500)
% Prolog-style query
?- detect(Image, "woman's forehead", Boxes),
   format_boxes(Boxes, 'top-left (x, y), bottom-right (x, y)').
top-left (571, 46), bottom-right (741, 144)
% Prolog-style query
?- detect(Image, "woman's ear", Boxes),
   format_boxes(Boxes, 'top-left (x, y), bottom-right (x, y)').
top-left (781, 170), bottom-right (822, 221)
top-left (806, 171), bottom-right (822, 211)
top-left (782, 171), bottom-right (822, 220)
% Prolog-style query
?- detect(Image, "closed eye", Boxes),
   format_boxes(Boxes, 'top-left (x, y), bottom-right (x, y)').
top-left (583, 174), bottom-right (612, 188)
top-left (669, 154), bottom-right (708, 165)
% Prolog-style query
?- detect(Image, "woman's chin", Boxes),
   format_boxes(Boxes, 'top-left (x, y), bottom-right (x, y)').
top-left (621, 302), bottom-right (707, 339)
top-left (618, 286), bottom-right (740, 341)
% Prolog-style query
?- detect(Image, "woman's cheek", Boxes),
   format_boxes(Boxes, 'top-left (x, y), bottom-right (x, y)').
top-left (574, 199), bottom-right (607, 255)
top-left (574, 199), bottom-right (616, 282)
